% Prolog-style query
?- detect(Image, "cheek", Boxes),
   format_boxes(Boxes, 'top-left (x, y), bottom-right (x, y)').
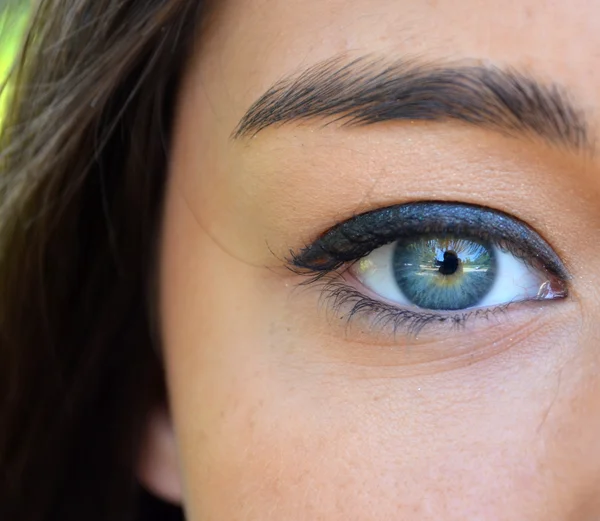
top-left (158, 189), bottom-right (600, 520)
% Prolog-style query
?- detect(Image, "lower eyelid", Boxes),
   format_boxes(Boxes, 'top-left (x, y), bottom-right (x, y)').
top-left (317, 274), bottom-right (502, 340)
top-left (314, 270), bottom-right (569, 344)
top-left (303, 285), bottom-right (571, 371)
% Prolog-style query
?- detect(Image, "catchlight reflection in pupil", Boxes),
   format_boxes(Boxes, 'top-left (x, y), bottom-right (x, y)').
top-left (392, 237), bottom-right (497, 310)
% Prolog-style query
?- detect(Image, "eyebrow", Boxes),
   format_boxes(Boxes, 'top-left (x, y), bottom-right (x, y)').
top-left (232, 56), bottom-right (592, 153)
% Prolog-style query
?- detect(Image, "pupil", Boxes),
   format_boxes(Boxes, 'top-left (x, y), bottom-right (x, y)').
top-left (437, 250), bottom-right (459, 275)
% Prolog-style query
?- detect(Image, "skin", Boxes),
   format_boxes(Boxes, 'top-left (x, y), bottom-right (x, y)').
top-left (156, 0), bottom-right (600, 519)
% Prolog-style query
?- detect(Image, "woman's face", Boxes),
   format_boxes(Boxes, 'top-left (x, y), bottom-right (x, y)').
top-left (157, 0), bottom-right (600, 519)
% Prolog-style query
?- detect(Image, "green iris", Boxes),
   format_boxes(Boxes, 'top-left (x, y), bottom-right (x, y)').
top-left (392, 236), bottom-right (496, 310)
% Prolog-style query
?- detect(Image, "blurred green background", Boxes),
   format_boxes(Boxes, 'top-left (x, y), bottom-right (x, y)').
top-left (0, 2), bottom-right (29, 121)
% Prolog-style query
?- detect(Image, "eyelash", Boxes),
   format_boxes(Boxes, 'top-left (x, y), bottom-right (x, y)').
top-left (297, 260), bottom-right (516, 337)
top-left (287, 202), bottom-right (569, 336)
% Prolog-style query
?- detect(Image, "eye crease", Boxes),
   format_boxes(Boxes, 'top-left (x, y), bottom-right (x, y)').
top-left (289, 202), bottom-right (569, 333)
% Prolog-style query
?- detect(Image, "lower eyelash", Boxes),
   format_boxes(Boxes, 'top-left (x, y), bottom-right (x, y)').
top-left (310, 273), bottom-right (514, 337)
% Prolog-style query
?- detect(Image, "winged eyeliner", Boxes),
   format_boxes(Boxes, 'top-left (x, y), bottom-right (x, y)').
top-left (290, 202), bottom-right (569, 282)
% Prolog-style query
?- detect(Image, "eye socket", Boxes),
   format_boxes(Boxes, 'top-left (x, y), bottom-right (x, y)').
top-left (289, 202), bottom-right (570, 332)
top-left (350, 235), bottom-right (565, 312)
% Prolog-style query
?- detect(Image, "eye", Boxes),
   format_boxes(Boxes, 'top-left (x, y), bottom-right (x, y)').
top-left (351, 236), bottom-right (563, 311)
top-left (289, 202), bottom-right (570, 330)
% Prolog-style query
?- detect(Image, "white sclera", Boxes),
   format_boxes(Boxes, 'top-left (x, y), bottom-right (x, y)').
top-left (352, 242), bottom-right (548, 310)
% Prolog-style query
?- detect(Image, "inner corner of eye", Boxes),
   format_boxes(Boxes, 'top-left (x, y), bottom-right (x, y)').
top-left (537, 274), bottom-right (569, 300)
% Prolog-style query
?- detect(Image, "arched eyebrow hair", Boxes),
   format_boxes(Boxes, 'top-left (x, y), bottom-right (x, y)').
top-left (232, 55), bottom-right (592, 153)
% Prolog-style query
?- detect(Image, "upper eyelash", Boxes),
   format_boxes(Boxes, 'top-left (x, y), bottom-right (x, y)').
top-left (288, 201), bottom-right (570, 282)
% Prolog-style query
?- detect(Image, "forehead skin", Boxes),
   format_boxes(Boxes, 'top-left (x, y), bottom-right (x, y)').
top-left (160, 1), bottom-right (600, 520)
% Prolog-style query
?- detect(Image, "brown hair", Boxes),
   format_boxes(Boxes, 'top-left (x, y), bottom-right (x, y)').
top-left (0, 1), bottom-right (203, 519)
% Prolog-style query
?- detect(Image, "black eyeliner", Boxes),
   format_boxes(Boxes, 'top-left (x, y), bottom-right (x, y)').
top-left (290, 202), bottom-right (569, 281)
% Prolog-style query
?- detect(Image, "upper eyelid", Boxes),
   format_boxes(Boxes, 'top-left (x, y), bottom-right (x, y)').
top-left (289, 201), bottom-right (570, 281)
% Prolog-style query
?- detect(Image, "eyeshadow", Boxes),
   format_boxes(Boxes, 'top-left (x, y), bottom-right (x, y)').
top-left (290, 202), bottom-right (569, 280)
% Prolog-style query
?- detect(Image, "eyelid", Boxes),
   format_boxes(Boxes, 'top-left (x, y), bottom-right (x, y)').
top-left (289, 201), bottom-right (570, 282)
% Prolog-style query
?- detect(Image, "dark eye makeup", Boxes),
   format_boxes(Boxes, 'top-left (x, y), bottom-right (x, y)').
top-left (287, 202), bottom-right (570, 336)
